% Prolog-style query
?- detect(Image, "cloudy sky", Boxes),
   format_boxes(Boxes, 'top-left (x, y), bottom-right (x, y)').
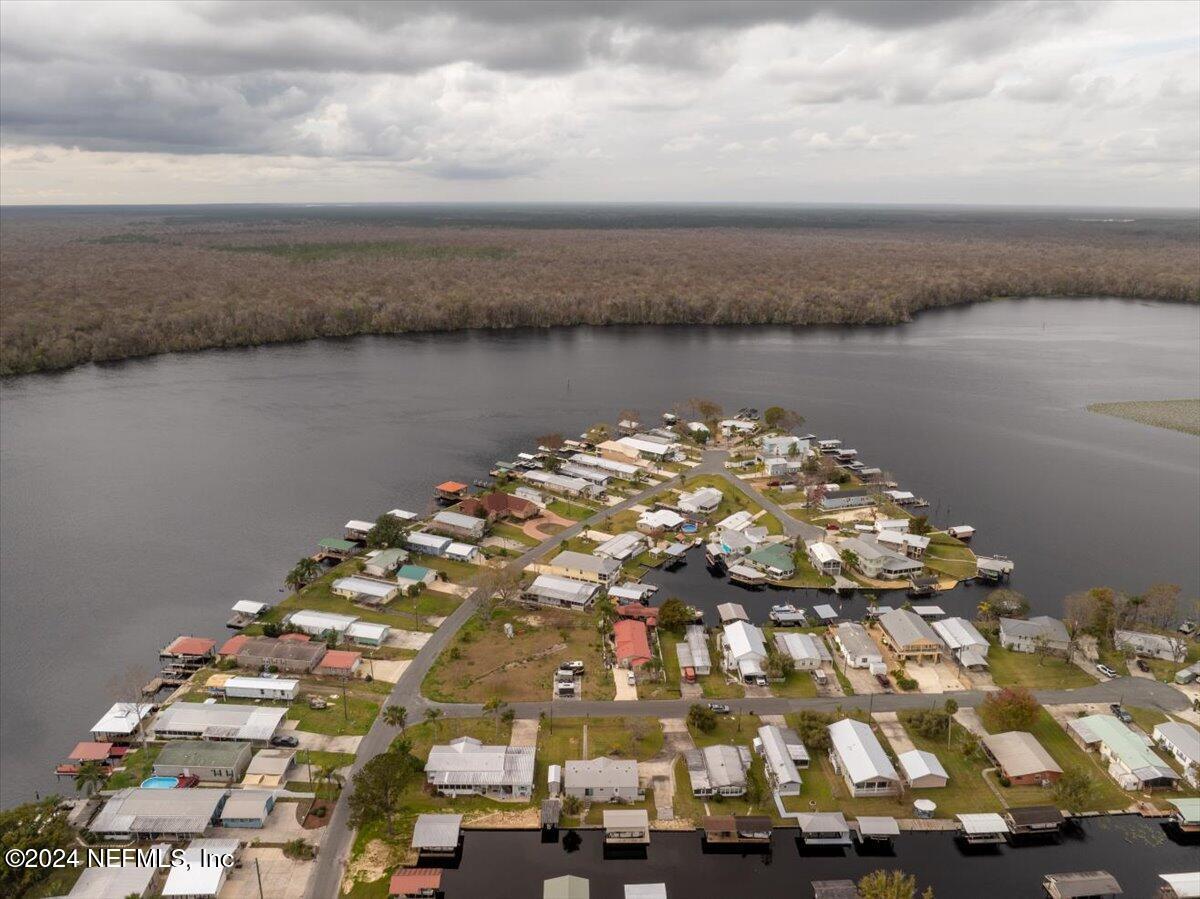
top-left (1, 0), bottom-right (1197, 206)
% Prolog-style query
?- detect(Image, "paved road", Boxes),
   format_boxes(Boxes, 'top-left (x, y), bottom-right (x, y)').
top-left (306, 471), bottom-right (681, 897)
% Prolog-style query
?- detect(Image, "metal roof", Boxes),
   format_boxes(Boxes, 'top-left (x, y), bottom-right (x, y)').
top-left (565, 757), bottom-right (639, 790)
top-left (828, 719), bottom-right (898, 785)
top-left (425, 738), bottom-right (535, 790)
top-left (412, 813), bottom-right (462, 848)
top-left (1068, 715), bottom-right (1178, 782)
top-left (527, 574), bottom-right (598, 606)
top-left (1159, 874), bottom-right (1200, 898)
top-left (878, 608), bottom-right (942, 649)
top-left (898, 749), bottom-right (948, 782)
top-left (856, 816), bottom-right (900, 837)
top-left (757, 725), bottom-right (802, 788)
top-left (151, 702), bottom-right (286, 742)
top-left (287, 609), bottom-right (358, 632)
top-left (549, 550), bottom-right (621, 577)
top-left (1043, 871), bottom-right (1123, 898)
top-left (91, 788), bottom-right (226, 835)
top-left (957, 813), bottom-right (1010, 835)
top-left (91, 702), bottom-right (154, 736)
top-left (933, 617), bottom-right (988, 651)
top-left (220, 791), bottom-right (273, 821)
top-left (982, 731), bottom-right (1063, 779)
top-left (160, 839), bottom-right (239, 897)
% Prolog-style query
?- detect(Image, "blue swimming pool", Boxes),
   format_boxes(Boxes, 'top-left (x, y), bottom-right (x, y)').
top-left (140, 776), bottom-right (179, 789)
top-left (680, 522), bottom-right (698, 534)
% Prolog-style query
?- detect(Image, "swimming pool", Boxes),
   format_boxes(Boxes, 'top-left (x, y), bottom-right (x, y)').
top-left (140, 776), bottom-right (179, 789)
top-left (681, 522), bottom-right (698, 534)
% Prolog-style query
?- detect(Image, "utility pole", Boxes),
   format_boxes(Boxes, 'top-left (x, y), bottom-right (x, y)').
top-left (254, 858), bottom-right (264, 899)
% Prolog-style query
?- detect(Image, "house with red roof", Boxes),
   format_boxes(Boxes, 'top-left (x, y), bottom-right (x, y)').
top-left (315, 650), bottom-right (363, 678)
top-left (160, 636), bottom-right (216, 671)
top-left (614, 619), bottom-right (652, 670)
top-left (389, 867), bottom-right (443, 898)
top-left (616, 604), bottom-right (658, 627)
top-left (217, 634), bottom-right (250, 658)
top-left (459, 492), bottom-right (539, 522)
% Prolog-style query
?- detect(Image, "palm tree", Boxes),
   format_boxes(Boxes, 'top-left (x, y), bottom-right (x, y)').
top-left (383, 704), bottom-right (407, 730)
top-left (285, 558), bottom-right (321, 592)
top-left (840, 549), bottom-right (860, 572)
top-left (74, 760), bottom-right (106, 797)
top-left (423, 707), bottom-right (443, 736)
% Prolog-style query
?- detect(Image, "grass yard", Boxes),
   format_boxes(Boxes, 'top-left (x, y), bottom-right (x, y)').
top-left (423, 606), bottom-right (612, 702)
top-left (537, 717), bottom-right (665, 766)
top-left (678, 474), bottom-right (777, 531)
top-left (1125, 706), bottom-right (1169, 736)
top-left (548, 499), bottom-right (598, 521)
top-left (773, 550), bottom-right (836, 589)
top-left (386, 589), bottom-right (464, 631)
top-left (408, 552), bottom-right (482, 583)
top-left (671, 755), bottom-right (774, 823)
top-left (987, 644), bottom-right (1097, 689)
top-left (893, 712), bottom-right (1003, 815)
top-left (770, 668), bottom-right (820, 698)
top-left (1144, 642), bottom-right (1200, 682)
top-left (922, 532), bottom-right (977, 580)
top-left (601, 507), bottom-right (643, 533)
top-left (689, 712), bottom-right (761, 748)
top-left (698, 633), bottom-right (745, 698)
top-left (104, 743), bottom-right (162, 789)
top-left (287, 692), bottom-right (381, 736)
top-left (491, 522), bottom-right (541, 547)
top-left (637, 629), bottom-right (681, 700)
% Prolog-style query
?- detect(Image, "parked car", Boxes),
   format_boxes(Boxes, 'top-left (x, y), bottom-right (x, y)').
top-left (1179, 620), bottom-right (1196, 636)
top-left (707, 703), bottom-right (731, 714)
top-left (626, 671), bottom-right (636, 686)
top-left (813, 670), bottom-right (828, 686)
top-left (875, 673), bottom-right (891, 689)
top-left (1097, 664), bottom-right (1118, 679)
top-left (562, 661), bottom-right (586, 673)
top-left (270, 735), bottom-right (299, 748)
top-left (1136, 659), bottom-right (1151, 673)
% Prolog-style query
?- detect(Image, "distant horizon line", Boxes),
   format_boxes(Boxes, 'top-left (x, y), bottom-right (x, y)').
top-left (2, 199), bottom-right (1198, 213)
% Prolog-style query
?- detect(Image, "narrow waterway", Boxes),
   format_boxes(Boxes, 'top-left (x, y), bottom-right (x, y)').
top-left (1, 297), bottom-right (1197, 805)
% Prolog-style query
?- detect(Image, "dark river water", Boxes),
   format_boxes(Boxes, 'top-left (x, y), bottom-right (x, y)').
top-left (442, 820), bottom-right (1197, 898)
top-left (1, 298), bottom-right (1198, 808)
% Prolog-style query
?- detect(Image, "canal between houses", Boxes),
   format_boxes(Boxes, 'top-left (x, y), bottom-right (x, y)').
top-left (1, 297), bottom-right (1197, 808)
top-left (435, 818), bottom-right (1196, 897)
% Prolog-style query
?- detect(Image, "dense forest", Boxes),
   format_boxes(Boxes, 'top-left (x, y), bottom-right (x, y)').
top-left (2, 206), bottom-right (1197, 375)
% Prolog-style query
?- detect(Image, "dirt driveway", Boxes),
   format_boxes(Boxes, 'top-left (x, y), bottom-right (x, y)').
top-left (367, 659), bottom-right (410, 684)
top-left (872, 712), bottom-right (915, 754)
top-left (385, 630), bottom-right (431, 650)
top-left (612, 668), bottom-right (638, 701)
top-left (510, 717), bottom-right (540, 748)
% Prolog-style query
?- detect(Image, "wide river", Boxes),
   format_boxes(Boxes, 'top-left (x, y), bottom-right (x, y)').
top-left (1, 297), bottom-right (1197, 807)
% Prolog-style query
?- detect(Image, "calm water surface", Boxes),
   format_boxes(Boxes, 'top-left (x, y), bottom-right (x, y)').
top-left (1, 298), bottom-right (1198, 807)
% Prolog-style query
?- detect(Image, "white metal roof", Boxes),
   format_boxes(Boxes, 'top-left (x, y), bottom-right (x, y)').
top-left (527, 574), bottom-right (599, 606)
top-left (344, 519), bottom-right (375, 532)
top-left (406, 531), bottom-right (452, 551)
top-left (828, 719), bottom-right (898, 785)
top-left (151, 702), bottom-right (286, 741)
top-left (550, 550), bottom-right (621, 576)
top-left (387, 508), bottom-right (418, 520)
top-left (1159, 873), bottom-right (1200, 898)
top-left (160, 840), bottom-right (238, 897)
top-left (332, 576), bottom-right (395, 598)
top-left (412, 813), bottom-right (463, 848)
top-left (287, 609), bottom-right (358, 633)
top-left (957, 813), bottom-right (1010, 835)
top-left (911, 605), bottom-right (945, 617)
top-left (346, 621), bottom-right (391, 640)
top-left (814, 604), bottom-right (839, 620)
top-left (425, 738), bottom-right (536, 790)
top-left (898, 749), bottom-right (948, 782)
top-left (90, 788), bottom-right (226, 835)
top-left (223, 675), bottom-right (299, 692)
top-left (625, 885), bottom-right (668, 899)
top-left (716, 602), bottom-right (748, 621)
top-left (91, 701), bottom-right (154, 736)
top-left (433, 510), bottom-right (486, 530)
top-left (933, 617), bottom-right (988, 652)
top-left (856, 816), bottom-right (900, 837)
top-left (594, 531), bottom-right (646, 560)
top-left (230, 600), bottom-right (268, 615)
top-left (807, 541), bottom-right (841, 564)
top-left (757, 725), bottom-right (802, 787)
top-left (638, 508), bottom-right (685, 529)
top-left (775, 631), bottom-right (830, 663)
top-left (723, 620), bottom-right (767, 662)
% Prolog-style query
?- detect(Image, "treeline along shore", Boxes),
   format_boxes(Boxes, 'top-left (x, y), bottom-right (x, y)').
top-left (2, 205), bottom-right (1197, 376)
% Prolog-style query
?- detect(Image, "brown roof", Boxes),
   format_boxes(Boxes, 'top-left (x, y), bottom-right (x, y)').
top-left (164, 635), bottom-right (216, 656)
top-left (436, 481), bottom-right (468, 493)
top-left (389, 869), bottom-right (443, 893)
top-left (218, 634), bottom-right (249, 656)
top-left (318, 650), bottom-right (362, 670)
top-left (68, 742), bottom-right (114, 761)
top-left (614, 619), bottom-right (651, 668)
top-left (479, 492), bottom-right (537, 517)
top-left (702, 815), bottom-right (736, 834)
top-left (616, 604), bottom-right (658, 625)
top-left (1006, 805), bottom-right (1065, 827)
top-left (237, 637), bottom-right (326, 664)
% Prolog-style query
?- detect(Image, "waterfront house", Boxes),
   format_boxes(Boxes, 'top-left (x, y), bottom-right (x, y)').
top-left (1114, 629), bottom-right (1187, 662)
top-left (603, 809), bottom-right (650, 845)
top-left (424, 737), bottom-right (535, 799)
top-left (720, 620), bottom-right (768, 682)
top-left (874, 517), bottom-right (910, 534)
top-left (345, 519), bottom-right (375, 541)
top-left (760, 434), bottom-right (808, 458)
top-left (150, 702), bottom-right (286, 743)
top-left (833, 622), bottom-right (885, 671)
top-left (154, 741), bottom-right (252, 783)
top-left (218, 791), bottom-right (274, 828)
top-left (332, 576), bottom-right (400, 606)
top-left (1003, 805), bottom-right (1065, 837)
top-left (434, 481), bottom-right (469, 502)
top-left (614, 619), bottom-right (653, 670)
top-left (1152, 722), bottom-right (1200, 787)
top-left (412, 813), bottom-right (462, 856)
top-left (607, 434), bottom-right (677, 461)
top-left (981, 731), bottom-right (1063, 785)
top-left (91, 702), bottom-right (155, 744)
top-left (405, 531), bottom-right (453, 556)
top-left (559, 462), bottom-right (611, 486)
top-left (460, 492), bottom-right (539, 522)
top-left (217, 634), bottom-right (250, 659)
top-left (318, 537), bottom-right (358, 559)
top-left (160, 636), bottom-right (217, 668)
top-left (206, 674), bottom-right (300, 701)
top-left (286, 609), bottom-right (358, 639)
top-left (745, 542), bottom-right (796, 579)
top-left (998, 616), bottom-right (1070, 655)
top-left (677, 625), bottom-right (712, 677)
top-left (807, 541), bottom-right (843, 575)
top-left (877, 608), bottom-right (943, 663)
top-left (363, 548), bottom-right (409, 578)
top-left (563, 757), bottom-right (643, 803)
top-left (827, 718), bottom-right (901, 797)
top-left (819, 487), bottom-right (876, 511)
top-left (445, 540), bottom-right (481, 563)
top-left (875, 530), bottom-right (930, 559)
top-left (314, 649), bottom-right (363, 677)
top-left (514, 486), bottom-right (547, 508)
top-left (636, 508), bottom-right (685, 534)
top-left (236, 636), bottom-right (326, 673)
top-left (388, 868), bottom-right (444, 899)
top-left (615, 604), bottom-right (658, 625)
top-left (897, 749), bottom-right (949, 789)
top-left (594, 531), bottom-right (648, 561)
top-left (932, 617), bottom-right (990, 669)
top-left (757, 725), bottom-right (802, 795)
top-left (610, 580), bottom-right (657, 602)
top-left (241, 749), bottom-right (294, 788)
top-left (840, 536), bottom-right (923, 580)
top-left (522, 469), bottom-right (601, 498)
top-left (543, 550), bottom-right (621, 585)
top-left (677, 486), bottom-right (723, 515)
top-left (346, 621), bottom-right (391, 647)
top-left (718, 419), bottom-right (759, 438)
top-left (1067, 714), bottom-right (1178, 790)
top-left (570, 452), bottom-right (641, 478)
top-left (524, 574), bottom-right (600, 610)
top-left (1042, 871), bottom-right (1122, 899)
top-left (430, 510), bottom-right (488, 541)
top-left (774, 632), bottom-right (829, 670)
top-left (90, 788), bottom-right (227, 839)
top-left (685, 745), bottom-right (751, 797)
top-left (957, 813), bottom-right (1010, 845)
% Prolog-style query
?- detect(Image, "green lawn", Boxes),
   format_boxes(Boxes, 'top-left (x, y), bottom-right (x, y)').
top-left (922, 532), bottom-right (977, 580)
top-left (893, 712), bottom-right (1004, 815)
top-left (491, 522), bottom-right (541, 547)
top-left (678, 474), bottom-right (774, 529)
top-left (547, 499), bottom-right (597, 521)
top-left (537, 717), bottom-right (664, 766)
top-left (689, 712), bottom-right (761, 748)
top-left (408, 552), bottom-right (481, 583)
top-left (638, 629), bottom-right (681, 700)
top-left (772, 550), bottom-right (836, 588)
top-left (1144, 642), bottom-right (1200, 683)
top-left (104, 743), bottom-right (162, 789)
top-left (287, 693), bottom-right (382, 736)
top-left (671, 755), bottom-right (774, 823)
top-left (987, 644), bottom-right (1097, 689)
